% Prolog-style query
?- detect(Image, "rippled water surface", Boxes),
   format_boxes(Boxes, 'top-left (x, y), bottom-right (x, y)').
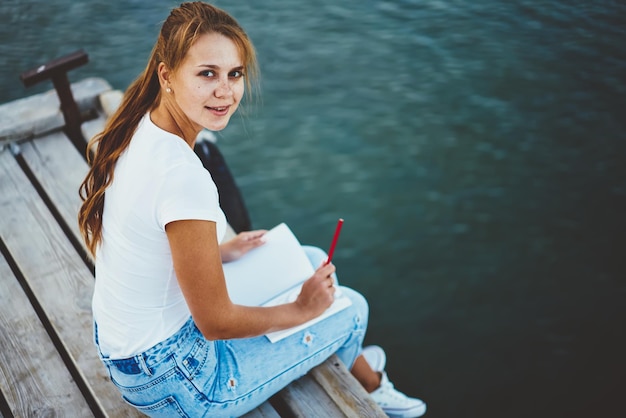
top-left (1, 1), bottom-right (625, 417)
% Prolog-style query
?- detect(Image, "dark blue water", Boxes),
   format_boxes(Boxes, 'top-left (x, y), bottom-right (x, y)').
top-left (2, 1), bottom-right (625, 417)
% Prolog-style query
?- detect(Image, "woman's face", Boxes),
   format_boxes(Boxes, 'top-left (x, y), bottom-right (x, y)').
top-left (166, 32), bottom-right (245, 132)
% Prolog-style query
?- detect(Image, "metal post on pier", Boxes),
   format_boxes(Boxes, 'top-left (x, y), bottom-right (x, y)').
top-left (20, 49), bottom-right (89, 158)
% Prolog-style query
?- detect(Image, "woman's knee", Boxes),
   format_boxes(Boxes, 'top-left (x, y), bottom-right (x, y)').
top-left (340, 287), bottom-right (369, 331)
top-left (302, 245), bottom-right (327, 267)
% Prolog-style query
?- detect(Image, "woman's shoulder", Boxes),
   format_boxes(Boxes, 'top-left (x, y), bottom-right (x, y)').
top-left (131, 114), bottom-right (201, 169)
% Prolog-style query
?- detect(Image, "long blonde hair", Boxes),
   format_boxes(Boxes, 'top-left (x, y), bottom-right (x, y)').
top-left (78, 2), bottom-right (258, 257)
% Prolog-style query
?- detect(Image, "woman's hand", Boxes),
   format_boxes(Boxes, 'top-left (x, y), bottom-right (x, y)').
top-left (168, 221), bottom-right (334, 339)
top-left (220, 229), bottom-right (267, 262)
top-left (294, 262), bottom-right (336, 320)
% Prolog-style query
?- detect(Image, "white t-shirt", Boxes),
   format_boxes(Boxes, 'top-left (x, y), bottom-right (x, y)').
top-left (93, 113), bottom-right (227, 358)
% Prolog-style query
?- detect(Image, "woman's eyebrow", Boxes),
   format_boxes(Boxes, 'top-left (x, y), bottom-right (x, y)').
top-left (197, 64), bottom-right (244, 71)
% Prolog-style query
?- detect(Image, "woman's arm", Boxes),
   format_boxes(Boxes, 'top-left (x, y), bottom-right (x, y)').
top-left (166, 219), bottom-right (336, 340)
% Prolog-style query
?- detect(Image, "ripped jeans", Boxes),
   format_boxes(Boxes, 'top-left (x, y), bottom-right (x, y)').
top-left (95, 246), bottom-right (369, 417)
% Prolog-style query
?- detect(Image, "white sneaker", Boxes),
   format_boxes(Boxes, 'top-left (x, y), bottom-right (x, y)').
top-left (369, 372), bottom-right (427, 418)
top-left (362, 345), bottom-right (386, 372)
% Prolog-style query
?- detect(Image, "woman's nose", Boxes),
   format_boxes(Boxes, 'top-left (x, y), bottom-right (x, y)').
top-left (214, 78), bottom-right (232, 98)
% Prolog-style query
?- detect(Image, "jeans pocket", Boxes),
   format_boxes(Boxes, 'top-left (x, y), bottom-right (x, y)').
top-left (180, 337), bottom-right (212, 381)
top-left (122, 395), bottom-right (189, 418)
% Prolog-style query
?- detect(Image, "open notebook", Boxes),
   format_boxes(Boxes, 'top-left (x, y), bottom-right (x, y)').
top-left (222, 223), bottom-right (352, 342)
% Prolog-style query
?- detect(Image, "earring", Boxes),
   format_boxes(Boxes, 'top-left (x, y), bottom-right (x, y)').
top-left (166, 87), bottom-right (172, 93)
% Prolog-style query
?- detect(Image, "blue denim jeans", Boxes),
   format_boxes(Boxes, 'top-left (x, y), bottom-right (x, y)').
top-left (95, 246), bottom-right (369, 417)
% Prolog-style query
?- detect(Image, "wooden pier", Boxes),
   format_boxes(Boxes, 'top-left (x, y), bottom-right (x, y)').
top-left (0, 57), bottom-right (385, 417)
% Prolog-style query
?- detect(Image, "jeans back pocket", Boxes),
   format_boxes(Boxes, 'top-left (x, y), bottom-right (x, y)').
top-left (180, 337), bottom-right (214, 382)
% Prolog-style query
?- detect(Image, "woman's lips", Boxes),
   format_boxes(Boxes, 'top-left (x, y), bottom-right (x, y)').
top-left (206, 105), bottom-right (230, 116)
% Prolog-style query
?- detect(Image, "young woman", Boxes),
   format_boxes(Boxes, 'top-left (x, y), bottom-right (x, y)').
top-left (78, 2), bottom-right (425, 417)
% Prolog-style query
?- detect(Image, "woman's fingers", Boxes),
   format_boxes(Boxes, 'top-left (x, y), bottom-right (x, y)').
top-left (220, 230), bottom-right (267, 262)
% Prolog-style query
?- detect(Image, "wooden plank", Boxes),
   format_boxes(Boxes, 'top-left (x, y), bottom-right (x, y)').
top-left (0, 78), bottom-right (111, 145)
top-left (272, 373), bottom-right (346, 417)
top-left (81, 114), bottom-right (107, 143)
top-left (272, 355), bottom-right (385, 417)
top-left (0, 252), bottom-right (91, 417)
top-left (241, 401), bottom-right (281, 418)
top-left (19, 131), bottom-right (90, 251)
top-left (0, 150), bottom-right (141, 417)
top-left (309, 355), bottom-right (386, 417)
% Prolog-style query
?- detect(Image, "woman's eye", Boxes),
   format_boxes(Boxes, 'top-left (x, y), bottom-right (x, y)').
top-left (230, 70), bottom-right (244, 79)
top-left (200, 70), bottom-right (215, 77)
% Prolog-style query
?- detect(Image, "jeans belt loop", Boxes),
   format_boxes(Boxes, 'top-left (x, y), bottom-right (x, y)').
top-left (138, 353), bottom-right (153, 376)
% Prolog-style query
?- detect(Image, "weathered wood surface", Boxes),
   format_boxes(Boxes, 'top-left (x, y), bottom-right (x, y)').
top-left (19, 130), bottom-right (93, 269)
top-left (310, 356), bottom-right (386, 417)
top-left (242, 400), bottom-right (281, 418)
top-left (0, 81), bottom-right (386, 417)
top-left (271, 355), bottom-right (385, 418)
top-left (0, 77), bottom-right (111, 145)
top-left (0, 253), bottom-right (91, 417)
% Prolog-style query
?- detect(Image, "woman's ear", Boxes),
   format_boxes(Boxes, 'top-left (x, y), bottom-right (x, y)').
top-left (157, 62), bottom-right (171, 91)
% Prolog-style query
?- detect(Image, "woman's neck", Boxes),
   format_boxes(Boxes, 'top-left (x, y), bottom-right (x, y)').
top-left (150, 102), bottom-right (199, 148)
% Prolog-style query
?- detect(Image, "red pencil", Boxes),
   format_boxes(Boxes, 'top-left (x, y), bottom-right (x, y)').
top-left (325, 218), bottom-right (344, 265)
